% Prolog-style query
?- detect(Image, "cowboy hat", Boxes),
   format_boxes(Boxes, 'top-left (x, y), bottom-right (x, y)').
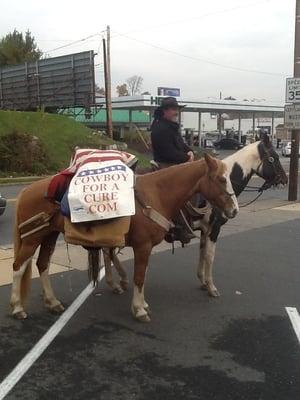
top-left (160, 97), bottom-right (185, 109)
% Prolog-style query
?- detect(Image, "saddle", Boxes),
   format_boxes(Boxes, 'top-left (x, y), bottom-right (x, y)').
top-left (150, 160), bottom-right (209, 245)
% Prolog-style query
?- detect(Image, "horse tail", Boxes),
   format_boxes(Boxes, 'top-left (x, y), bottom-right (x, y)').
top-left (87, 248), bottom-right (101, 286)
top-left (14, 196), bottom-right (32, 306)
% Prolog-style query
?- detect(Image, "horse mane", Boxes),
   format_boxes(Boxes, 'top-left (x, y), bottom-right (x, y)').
top-left (143, 159), bottom-right (207, 177)
top-left (224, 142), bottom-right (260, 178)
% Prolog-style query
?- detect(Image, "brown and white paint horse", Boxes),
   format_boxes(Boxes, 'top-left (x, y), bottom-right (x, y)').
top-left (196, 136), bottom-right (288, 297)
top-left (10, 154), bottom-right (238, 322)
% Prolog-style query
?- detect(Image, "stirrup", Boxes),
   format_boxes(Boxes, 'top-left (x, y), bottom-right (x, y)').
top-left (150, 160), bottom-right (159, 171)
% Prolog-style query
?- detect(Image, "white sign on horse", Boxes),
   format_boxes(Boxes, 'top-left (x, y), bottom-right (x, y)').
top-left (286, 77), bottom-right (300, 103)
top-left (284, 104), bottom-right (300, 129)
top-left (68, 160), bottom-right (135, 223)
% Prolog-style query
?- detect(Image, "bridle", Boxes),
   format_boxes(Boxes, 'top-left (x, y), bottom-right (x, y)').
top-left (253, 148), bottom-right (283, 190)
top-left (208, 174), bottom-right (235, 200)
top-left (233, 147), bottom-right (283, 208)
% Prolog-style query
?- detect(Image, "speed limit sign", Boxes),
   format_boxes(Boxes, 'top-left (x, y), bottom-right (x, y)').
top-left (286, 77), bottom-right (300, 103)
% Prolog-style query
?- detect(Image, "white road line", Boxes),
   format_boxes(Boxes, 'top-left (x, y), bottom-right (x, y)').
top-left (285, 307), bottom-right (300, 344)
top-left (0, 269), bottom-right (105, 400)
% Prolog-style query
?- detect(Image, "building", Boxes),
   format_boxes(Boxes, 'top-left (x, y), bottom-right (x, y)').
top-left (60, 95), bottom-right (284, 144)
top-left (275, 124), bottom-right (291, 140)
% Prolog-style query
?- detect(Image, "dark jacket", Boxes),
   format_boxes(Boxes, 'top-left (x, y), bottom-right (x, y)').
top-left (151, 118), bottom-right (191, 164)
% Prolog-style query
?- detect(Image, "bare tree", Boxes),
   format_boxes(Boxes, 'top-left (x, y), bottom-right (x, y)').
top-left (126, 75), bottom-right (143, 96)
top-left (116, 83), bottom-right (129, 97)
top-left (95, 84), bottom-right (105, 96)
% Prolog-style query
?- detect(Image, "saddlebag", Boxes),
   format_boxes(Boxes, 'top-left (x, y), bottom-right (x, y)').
top-left (64, 216), bottom-right (131, 248)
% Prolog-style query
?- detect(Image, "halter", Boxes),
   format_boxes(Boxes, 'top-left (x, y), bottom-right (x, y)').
top-left (233, 147), bottom-right (283, 208)
top-left (254, 147), bottom-right (283, 190)
top-left (208, 174), bottom-right (235, 199)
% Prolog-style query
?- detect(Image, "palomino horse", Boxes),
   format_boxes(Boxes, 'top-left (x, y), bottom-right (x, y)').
top-left (10, 154), bottom-right (239, 322)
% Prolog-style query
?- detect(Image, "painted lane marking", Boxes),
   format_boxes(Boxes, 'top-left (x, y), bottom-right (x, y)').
top-left (285, 307), bottom-right (300, 344)
top-left (0, 269), bottom-right (105, 399)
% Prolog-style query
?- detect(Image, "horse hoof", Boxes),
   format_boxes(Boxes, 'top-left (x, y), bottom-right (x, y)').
top-left (120, 280), bottom-right (129, 291)
top-left (208, 288), bottom-right (220, 297)
top-left (136, 313), bottom-right (151, 322)
top-left (112, 286), bottom-right (124, 295)
top-left (200, 283), bottom-right (208, 291)
top-left (144, 306), bottom-right (151, 315)
top-left (132, 306), bottom-right (151, 322)
top-left (50, 304), bottom-right (65, 314)
top-left (14, 311), bottom-right (28, 320)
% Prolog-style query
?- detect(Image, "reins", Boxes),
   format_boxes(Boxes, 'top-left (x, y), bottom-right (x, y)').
top-left (238, 191), bottom-right (263, 208)
top-left (231, 149), bottom-right (281, 208)
top-left (179, 209), bottom-right (202, 239)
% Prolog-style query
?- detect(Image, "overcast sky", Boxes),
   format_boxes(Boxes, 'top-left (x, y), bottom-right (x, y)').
top-left (0, 0), bottom-right (296, 103)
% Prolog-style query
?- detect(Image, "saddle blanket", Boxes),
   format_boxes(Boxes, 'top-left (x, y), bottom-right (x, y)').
top-left (67, 159), bottom-right (135, 223)
top-left (46, 149), bottom-right (138, 202)
top-left (66, 148), bottom-right (138, 174)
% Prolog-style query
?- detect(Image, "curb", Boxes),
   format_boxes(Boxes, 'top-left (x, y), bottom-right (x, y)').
top-left (0, 177), bottom-right (47, 186)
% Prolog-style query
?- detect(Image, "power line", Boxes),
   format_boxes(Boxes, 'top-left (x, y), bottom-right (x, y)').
top-left (44, 31), bottom-right (105, 54)
top-left (113, 31), bottom-right (288, 77)
top-left (113, 0), bottom-right (273, 37)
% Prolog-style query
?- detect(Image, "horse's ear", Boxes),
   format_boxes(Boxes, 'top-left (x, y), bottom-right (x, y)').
top-left (204, 153), bottom-right (218, 172)
top-left (262, 133), bottom-right (271, 148)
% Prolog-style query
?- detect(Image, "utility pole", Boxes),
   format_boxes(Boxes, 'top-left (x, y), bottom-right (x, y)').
top-left (106, 26), bottom-right (113, 138)
top-left (288, 0), bottom-right (300, 201)
top-left (102, 26), bottom-right (113, 138)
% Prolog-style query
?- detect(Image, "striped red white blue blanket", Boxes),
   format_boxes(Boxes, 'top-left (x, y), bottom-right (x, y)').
top-left (46, 149), bottom-right (138, 202)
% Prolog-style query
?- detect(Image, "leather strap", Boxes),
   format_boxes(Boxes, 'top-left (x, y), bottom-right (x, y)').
top-left (134, 189), bottom-right (175, 232)
top-left (142, 206), bottom-right (175, 231)
top-left (185, 201), bottom-right (211, 217)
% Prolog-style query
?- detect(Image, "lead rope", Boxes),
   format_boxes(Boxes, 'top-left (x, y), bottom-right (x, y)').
top-left (179, 210), bottom-right (202, 239)
top-left (239, 191), bottom-right (263, 208)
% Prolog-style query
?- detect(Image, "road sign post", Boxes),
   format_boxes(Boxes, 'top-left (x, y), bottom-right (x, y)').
top-left (286, 77), bottom-right (300, 103)
top-left (286, 0), bottom-right (300, 201)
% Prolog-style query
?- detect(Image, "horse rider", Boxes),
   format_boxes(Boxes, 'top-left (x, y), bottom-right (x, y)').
top-left (151, 97), bottom-right (194, 167)
top-left (150, 97), bottom-right (195, 244)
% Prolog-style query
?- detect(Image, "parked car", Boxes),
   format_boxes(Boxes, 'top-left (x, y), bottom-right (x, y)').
top-left (0, 193), bottom-right (6, 216)
top-left (281, 142), bottom-right (300, 157)
top-left (214, 138), bottom-right (244, 150)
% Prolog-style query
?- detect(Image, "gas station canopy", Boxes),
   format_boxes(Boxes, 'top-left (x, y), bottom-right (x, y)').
top-left (96, 95), bottom-right (284, 119)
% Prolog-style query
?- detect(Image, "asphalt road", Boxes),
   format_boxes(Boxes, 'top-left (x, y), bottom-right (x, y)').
top-left (0, 150), bottom-right (298, 246)
top-left (0, 218), bottom-right (299, 399)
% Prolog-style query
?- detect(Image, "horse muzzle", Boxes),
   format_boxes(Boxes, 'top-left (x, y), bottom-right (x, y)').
top-left (224, 207), bottom-right (238, 219)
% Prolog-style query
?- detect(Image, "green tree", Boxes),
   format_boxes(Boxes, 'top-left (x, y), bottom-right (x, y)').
top-left (116, 83), bottom-right (129, 97)
top-left (0, 29), bottom-right (42, 66)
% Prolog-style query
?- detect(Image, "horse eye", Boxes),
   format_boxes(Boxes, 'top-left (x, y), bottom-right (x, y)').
top-left (268, 157), bottom-right (275, 163)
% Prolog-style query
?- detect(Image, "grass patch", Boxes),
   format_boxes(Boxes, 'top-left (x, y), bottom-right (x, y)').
top-left (0, 176), bottom-right (46, 185)
top-left (0, 110), bottom-right (150, 176)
